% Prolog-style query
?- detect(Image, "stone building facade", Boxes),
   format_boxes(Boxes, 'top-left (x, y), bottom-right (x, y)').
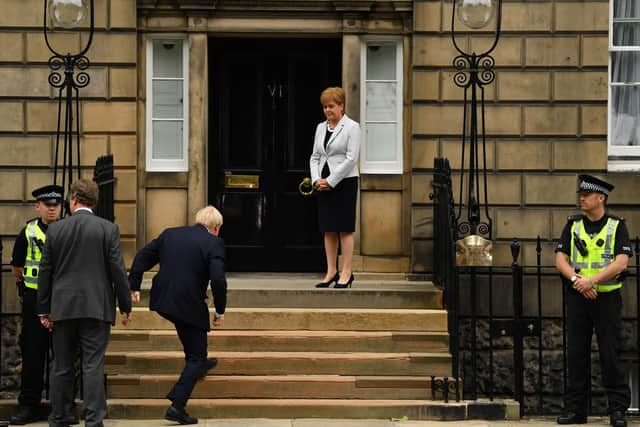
top-left (0, 0), bottom-right (638, 398)
top-left (1, 0), bottom-right (638, 281)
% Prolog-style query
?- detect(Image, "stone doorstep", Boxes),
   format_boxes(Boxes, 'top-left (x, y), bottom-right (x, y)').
top-left (133, 288), bottom-right (443, 309)
top-left (104, 351), bottom-right (453, 377)
top-left (139, 273), bottom-right (433, 290)
top-left (107, 330), bottom-right (450, 353)
top-left (0, 399), bottom-right (518, 421)
top-left (115, 307), bottom-right (448, 332)
top-left (106, 374), bottom-right (440, 399)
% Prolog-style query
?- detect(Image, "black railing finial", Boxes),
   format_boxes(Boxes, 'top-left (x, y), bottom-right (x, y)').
top-left (510, 238), bottom-right (520, 265)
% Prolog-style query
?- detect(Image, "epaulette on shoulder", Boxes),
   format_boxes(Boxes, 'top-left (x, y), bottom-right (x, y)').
top-left (567, 214), bottom-right (584, 223)
top-left (608, 214), bottom-right (625, 222)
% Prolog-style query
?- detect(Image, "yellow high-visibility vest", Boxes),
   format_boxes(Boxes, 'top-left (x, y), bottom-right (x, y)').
top-left (23, 219), bottom-right (46, 290)
top-left (570, 217), bottom-right (622, 292)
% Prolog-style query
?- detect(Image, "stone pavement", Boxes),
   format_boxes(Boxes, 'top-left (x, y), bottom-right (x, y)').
top-left (9, 418), bottom-right (640, 426)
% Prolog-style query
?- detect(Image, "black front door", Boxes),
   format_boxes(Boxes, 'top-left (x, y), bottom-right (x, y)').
top-left (209, 38), bottom-right (342, 271)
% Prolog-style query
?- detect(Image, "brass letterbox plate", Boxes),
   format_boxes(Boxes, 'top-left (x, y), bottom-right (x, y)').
top-left (224, 174), bottom-right (260, 189)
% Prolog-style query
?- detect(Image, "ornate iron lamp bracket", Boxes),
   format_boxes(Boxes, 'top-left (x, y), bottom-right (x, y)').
top-left (43, 0), bottom-right (94, 216)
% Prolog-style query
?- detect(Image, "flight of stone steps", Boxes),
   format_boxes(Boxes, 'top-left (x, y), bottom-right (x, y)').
top-left (0, 273), bottom-right (516, 421)
top-left (103, 273), bottom-right (460, 419)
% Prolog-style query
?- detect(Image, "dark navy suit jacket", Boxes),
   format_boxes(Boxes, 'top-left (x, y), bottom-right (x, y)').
top-left (128, 224), bottom-right (227, 331)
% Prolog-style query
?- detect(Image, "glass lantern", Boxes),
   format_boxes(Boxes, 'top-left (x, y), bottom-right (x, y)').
top-left (456, 0), bottom-right (496, 29)
top-left (48, 0), bottom-right (89, 29)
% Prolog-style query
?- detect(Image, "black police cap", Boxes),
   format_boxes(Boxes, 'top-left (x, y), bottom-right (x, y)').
top-left (32, 184), bottom-right (63, 204)
top-left (577, 174), bottom-right (614, 195)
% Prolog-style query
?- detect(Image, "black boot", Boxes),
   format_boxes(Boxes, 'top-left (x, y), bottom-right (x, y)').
top-left (9, 406), bottom-right (40, 425)
top-left (165, 404), bottom-right (198, 425)
top-left (610, 410), bottom-right (627, 427)
top-left (557, 412), bottom-right (587, 425)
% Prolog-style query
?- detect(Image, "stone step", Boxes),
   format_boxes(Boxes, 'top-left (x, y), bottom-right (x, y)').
top-left (106, 374), bottom-right (438, 400)
top-left (107, 330), bottom-right (450, 353)
top-left (106, 398), bottom-right (469, 420)
top-left (105, 351), bottom-right (452, 377)
top-left (0, 398), bottom-right (519, 421)
top-left (136, 282), bottom-right (442, 309)
top-left (117, 308), bottom-right (447, 332)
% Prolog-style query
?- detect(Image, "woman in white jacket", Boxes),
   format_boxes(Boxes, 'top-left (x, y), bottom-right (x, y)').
top-left (309, 87), bottom-right (360, 289)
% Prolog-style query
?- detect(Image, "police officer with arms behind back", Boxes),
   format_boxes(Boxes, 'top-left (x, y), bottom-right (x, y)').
top-left (9, 185), bottom-right (63, 425)
top-left (555, 175), bottom-right (633, 427)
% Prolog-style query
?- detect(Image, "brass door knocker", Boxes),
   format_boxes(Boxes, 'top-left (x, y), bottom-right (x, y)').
top-left (299, 177), bottom-right (314, 196)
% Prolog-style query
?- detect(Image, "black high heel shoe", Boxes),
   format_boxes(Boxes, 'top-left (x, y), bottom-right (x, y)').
top-left (334, 274), bottom-right (354, 289)
top-left (315, 272), bottom-right (339, 288)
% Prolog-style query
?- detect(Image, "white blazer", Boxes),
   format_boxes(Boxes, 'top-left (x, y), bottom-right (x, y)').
top-left (309, 114), bottom-right (361, 189)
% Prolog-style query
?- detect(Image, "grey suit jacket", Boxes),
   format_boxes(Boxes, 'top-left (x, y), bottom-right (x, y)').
top-left (309, 114), bottom-right (361, 189)
top-left (37, 209), bottom-right (132, 324)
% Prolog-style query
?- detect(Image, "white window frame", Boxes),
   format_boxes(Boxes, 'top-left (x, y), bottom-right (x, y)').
top-left (359, 38), bottom-right (403, 174)
top-left (146, 35), bottom-right (189, 172)
top-left (607, 0), bottom-right (640, 172)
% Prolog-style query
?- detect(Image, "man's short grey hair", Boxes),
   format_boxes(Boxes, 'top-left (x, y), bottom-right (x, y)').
top-left (195, 206), bottom-right (223, 229)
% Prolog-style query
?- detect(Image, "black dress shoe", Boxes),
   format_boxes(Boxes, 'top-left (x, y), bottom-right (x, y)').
top-left (610, 410), bottom-right (627, 427)
top-left (165, 405), bottom-right (198, 425)
top-left (556, 412), bottom-right (587, 424)
top-left (199, 357), bottom-right (218, 379)
top-left (315, 272), bottom-right (339, 288)
top-left (61, 414), bottom-right (80, 425)
top-left (9, 406), bottom-right (40, 425)
top-left (206, 357), bottom-right (218, 370)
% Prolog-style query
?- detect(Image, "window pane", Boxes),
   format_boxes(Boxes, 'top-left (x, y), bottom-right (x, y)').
top-left (152, 120), bottom-right (183, 159)
top-left (153, 40), bottom-right (183, 78)
top-left (610, 86), bottom-right (640, 146)
top-left (611, 52), bottom-right (640, 83)
top-left (366, 43), bottom-right (396, 80)
top-left (614, 0), bottom-right (640, 18)
top-left (366, 82), bottom-right (397, 122)
top-left (365, 123), bottom-right (396, 161)
top-left (153, 80), bottom-right (183, 118)
top-left (613, 22), bottom-right (640, 46)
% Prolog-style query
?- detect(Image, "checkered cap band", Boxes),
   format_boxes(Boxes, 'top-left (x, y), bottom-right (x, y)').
top-left (579, 181), bottom-right (609, 195)
top-left (38, 191), bottom-right (62, 199)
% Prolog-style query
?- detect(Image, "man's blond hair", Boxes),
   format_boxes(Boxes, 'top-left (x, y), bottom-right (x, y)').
top-left (195, 206), bottom-right (223, 229)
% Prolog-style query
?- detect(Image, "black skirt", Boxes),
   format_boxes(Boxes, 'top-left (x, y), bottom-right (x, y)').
top-left (316, 176), bottom-right (358, 233)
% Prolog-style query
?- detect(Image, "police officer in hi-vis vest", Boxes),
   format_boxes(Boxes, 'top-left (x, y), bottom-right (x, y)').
top-left (555, 175), bottom-right (633, 427)
top-left (9, 185), bottom-right (63, 425)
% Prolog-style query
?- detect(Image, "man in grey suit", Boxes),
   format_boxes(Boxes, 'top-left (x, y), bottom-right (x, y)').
top-left (37, 179), bottom-right (133, 427)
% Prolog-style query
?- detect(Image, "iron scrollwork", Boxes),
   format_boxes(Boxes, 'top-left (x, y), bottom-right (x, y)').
top-left (47, 55), bottom-right (91, 90)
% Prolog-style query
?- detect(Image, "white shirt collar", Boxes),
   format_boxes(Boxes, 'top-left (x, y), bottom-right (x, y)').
top-left (73, 207), bottom-right (93, 214)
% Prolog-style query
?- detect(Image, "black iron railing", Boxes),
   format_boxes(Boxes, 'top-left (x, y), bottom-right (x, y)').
top-left (93, 154), bottom-right (115, 222)
top-left (431, 158), bottom-right (640, 416)
top-left (430, 158), bottom-right (461, 402)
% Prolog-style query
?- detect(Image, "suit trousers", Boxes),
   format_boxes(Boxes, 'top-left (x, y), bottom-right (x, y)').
top-left (18, 287), bottom-right (50, 408)
top-left (163, 314), bottom-right (208, 407)
top-left (49, 318), bottom-right (110, 427)
top-left (565, 289), bottom-right (630, 415)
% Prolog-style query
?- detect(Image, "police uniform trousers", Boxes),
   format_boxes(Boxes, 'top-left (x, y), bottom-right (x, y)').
top-left (565, 288), bottom-right (630, 414)
top-left (18, 287), bottom-right (50, 408)
top-left (161, 312), bottom-right (209, 407)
